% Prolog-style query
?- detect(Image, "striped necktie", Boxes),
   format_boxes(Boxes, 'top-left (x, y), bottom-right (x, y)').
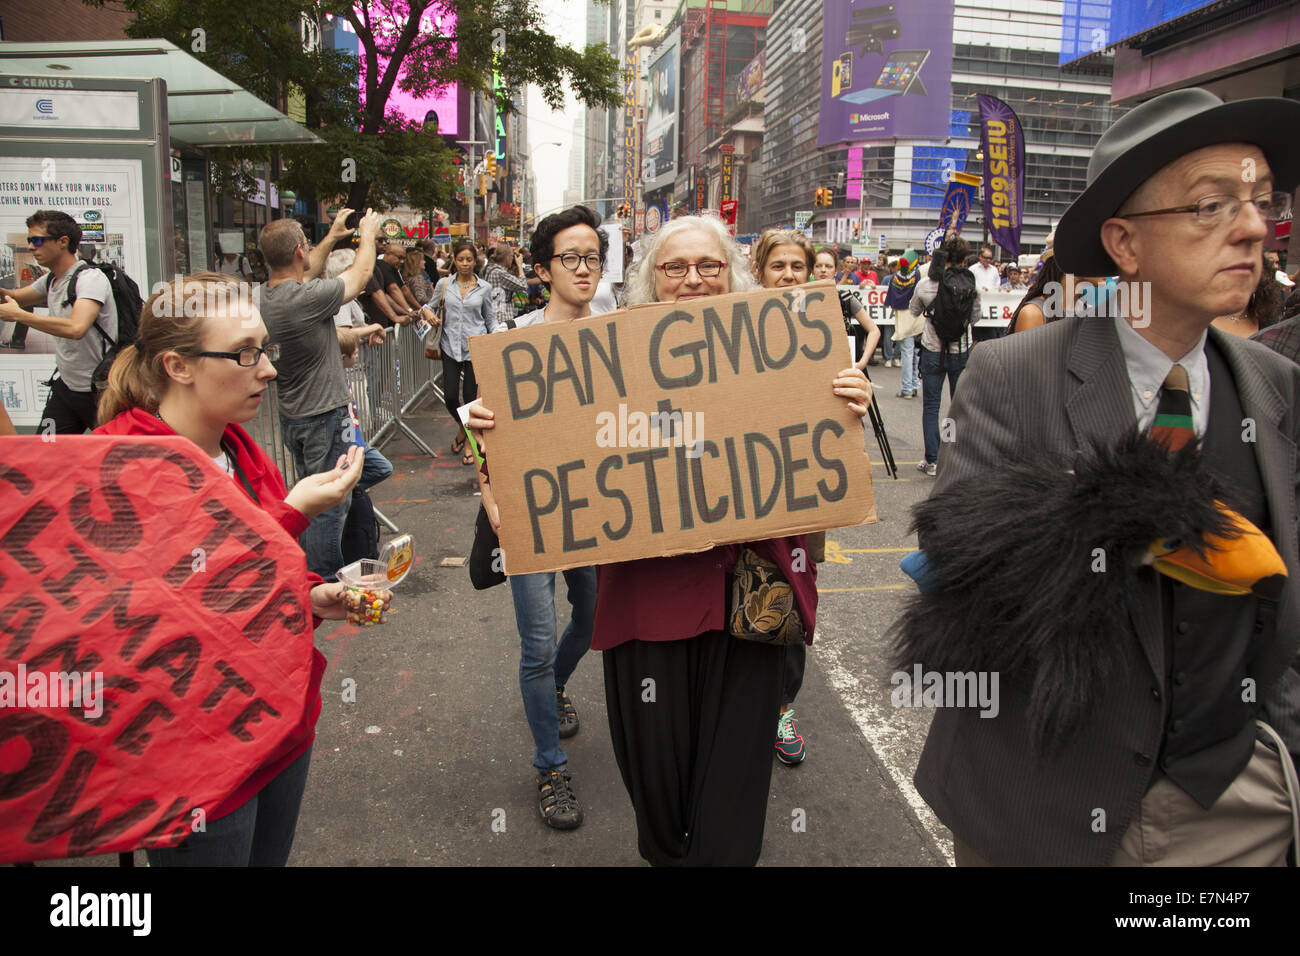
top-left (1149, 363), bottom-right (1195, 450)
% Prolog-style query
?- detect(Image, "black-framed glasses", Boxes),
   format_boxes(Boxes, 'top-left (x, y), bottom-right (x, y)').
top-left (197, 343), bottom-right (280, 367)
top-left (27, 236), bottom-right (53, 246)
top-left (657, 259), bottom-right (724, 278)
top-left (551, 252), bottom-right (603, 272)
top-left (1122, 190), bottom-right (1292, 227)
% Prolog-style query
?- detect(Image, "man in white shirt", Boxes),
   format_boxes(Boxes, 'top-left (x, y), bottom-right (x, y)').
top-left (969, 244), bottom-right (1002, 293)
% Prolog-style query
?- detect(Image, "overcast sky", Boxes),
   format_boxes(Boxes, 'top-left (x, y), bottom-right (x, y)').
top-left (526, 0), bottom-right (586, 219)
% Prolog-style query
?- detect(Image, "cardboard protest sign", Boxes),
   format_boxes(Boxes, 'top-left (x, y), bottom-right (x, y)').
top-left (470, 280), bottom-right (877, 576)
top-left (0, 436), bottom-right (315, 863)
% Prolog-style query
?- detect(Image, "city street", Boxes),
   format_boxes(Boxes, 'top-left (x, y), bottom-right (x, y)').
top-left (47, 359), bottom-right (959, 868)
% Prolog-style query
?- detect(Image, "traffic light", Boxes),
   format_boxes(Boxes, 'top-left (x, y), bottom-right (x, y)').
top-left (825, 186), bottom-right (834, 207)
top-left (814, 187), bottom-right (825, 206)
top-left (853, 222), bottom-right (860, 238)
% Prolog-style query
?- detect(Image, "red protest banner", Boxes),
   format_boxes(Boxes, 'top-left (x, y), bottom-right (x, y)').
top-left (0, 436), bottom-right (315, 863)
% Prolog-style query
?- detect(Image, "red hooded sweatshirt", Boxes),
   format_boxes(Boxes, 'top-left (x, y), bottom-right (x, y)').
top-left (96, 408), bottom-right (327, 821)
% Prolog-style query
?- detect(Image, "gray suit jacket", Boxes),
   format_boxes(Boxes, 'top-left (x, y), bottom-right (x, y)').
top-left (914, 316), bottom-right (1300, 865)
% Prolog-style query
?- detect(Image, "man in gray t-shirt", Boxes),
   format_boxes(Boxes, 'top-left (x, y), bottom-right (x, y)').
top-left (0, 210), bottom-right (120, 434)
top-left (259, 207), bottom-right (382, 579)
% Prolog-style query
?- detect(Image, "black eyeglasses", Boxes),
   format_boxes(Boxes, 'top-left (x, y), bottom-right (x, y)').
top-left (551, 253), bottom-right (603, 272)
top-left (657, 259), bottom-right (724, 278)
top-left (197, 343), bottom-right (280, 367)
top-left (1122, 190), bottom-right (1292, 227)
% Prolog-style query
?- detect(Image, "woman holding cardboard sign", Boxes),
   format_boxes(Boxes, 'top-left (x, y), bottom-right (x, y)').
top-left (95, 272), bottom-right (389, 866)
top-left (468, 215), bottom-right (871, 865)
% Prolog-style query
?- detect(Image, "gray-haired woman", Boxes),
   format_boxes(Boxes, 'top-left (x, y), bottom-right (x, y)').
top-left (470, 215), bottom-right (872, 865)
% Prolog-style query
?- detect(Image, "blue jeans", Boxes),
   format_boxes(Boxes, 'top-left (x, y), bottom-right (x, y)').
top-left (920, 346), bottom-right (968, 465)
top-left (358, 445), bottom-right (393, 493)
top-left (281, 405), bottom-right (353, 580)
top-left (899, 336), bottom-right (919, 394)
top-left (509, 567), bottom-right (597, 771)
top-left (878, 324), bottom-right (897, 361)
top-left (145, 746), bottom-right (313, 867)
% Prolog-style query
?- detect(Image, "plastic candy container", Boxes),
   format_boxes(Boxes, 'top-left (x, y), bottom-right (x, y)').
top-left (336, 535), bottom-right (414, 626)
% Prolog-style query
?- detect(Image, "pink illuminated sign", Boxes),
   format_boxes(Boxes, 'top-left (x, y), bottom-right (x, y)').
top-left (346, 4), bottom-right (460, 134)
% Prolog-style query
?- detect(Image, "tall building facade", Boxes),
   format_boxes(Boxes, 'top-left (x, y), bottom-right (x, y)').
top-left (763, 0), bottom-right (1123, 255)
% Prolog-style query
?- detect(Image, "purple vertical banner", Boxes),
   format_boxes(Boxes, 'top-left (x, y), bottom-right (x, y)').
top-left (977, 94), bottom-right (1025, 257)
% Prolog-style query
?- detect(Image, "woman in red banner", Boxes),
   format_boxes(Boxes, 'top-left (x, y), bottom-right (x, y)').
top-left (468, 216), bottom-right (872, 865)
top-left (95, 271), bottom-right (383, 866)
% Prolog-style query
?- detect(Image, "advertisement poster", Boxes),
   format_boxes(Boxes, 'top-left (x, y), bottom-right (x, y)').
top-left (643, 30), bottom-right (680, 192)
top-left (720, 145), bottom-right (734, 203)
top-left (0, 157), bottom-right (147, 425)
top-left (977, 94), bottom-right (1025, 257)
top-left (818, 0), bottom-right (955, 146)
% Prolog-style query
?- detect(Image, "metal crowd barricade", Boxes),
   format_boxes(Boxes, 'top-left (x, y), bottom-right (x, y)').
top-left (245, 325), bottom-right (445, 535)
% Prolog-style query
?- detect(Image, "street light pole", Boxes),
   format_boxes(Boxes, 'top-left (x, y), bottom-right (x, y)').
top-left (520, 141), bottom-right (563, 245)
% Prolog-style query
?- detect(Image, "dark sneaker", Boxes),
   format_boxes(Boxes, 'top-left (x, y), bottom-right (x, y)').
top-left (556, 686), bottom-right (579, 739)
top-left (775, 709), bottom-right (805, 765)
top-left (537, 768), bottom-right (583, 829)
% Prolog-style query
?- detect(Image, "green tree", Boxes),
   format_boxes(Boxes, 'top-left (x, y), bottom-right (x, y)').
top-left (90, 0), bottom-right (621, 213)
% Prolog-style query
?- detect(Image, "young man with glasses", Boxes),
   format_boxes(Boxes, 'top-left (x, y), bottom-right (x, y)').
top-left (0, 211), bottom-right (119, 433)
top-left (902, 88), bottom-right (1300, 866)
top-left (473, 205), bottom-right (609, 830)
top-left (258, 207), bottom-right (383, 580)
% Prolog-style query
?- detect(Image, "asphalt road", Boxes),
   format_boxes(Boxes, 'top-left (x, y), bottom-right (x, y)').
top-left (46, 358), bottom-right (963, 868)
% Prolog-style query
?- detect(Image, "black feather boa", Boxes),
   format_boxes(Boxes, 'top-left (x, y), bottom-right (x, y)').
top-left (891, 428), bottom-right (1240, 752)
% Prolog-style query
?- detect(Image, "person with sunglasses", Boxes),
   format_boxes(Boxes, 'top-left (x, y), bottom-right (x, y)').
top-left (474, 205), bottom-right (608, 831)
top-left (0, 211), bottom-right (118, 433)
top-left (95, 272), bottom-right (381, 866)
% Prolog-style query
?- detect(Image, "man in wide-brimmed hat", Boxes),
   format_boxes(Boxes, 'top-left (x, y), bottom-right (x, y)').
top-left (896, 88), bottom-right (1300, 866)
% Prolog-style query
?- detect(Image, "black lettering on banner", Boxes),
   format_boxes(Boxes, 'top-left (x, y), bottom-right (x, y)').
top-left (67, 443), bottom-right (205, 554)
top-left (744, 432), bottom-right (783, 519)
top-left (228, 698), bottom-right (281, 742)
top-left (503, 341), bottom-right (545, 420)
top-left (201, 555), bottom-right (277, 614)
top-left (723, 436), bottom-right (746, 520)
top-left (595, 456), bottom-right (633, 541)
top-left (0, 463), bottom-right (35, 495)
top-left (137, 636), bottom-right (201, 697)
top-left (83, 675), bottom-right (139, 727)
top-left (555, 461), bottom-right (597, 552)
top-left (139, 795), bottom-right (190, 849)
top-left (0, 500), bottom-right (56, 573)
top-left (545, 337), bottom-right (587, 411)
top-left (0, 712), bottom-right (70, 801)
top-left (796, 292), bottom-right (833, 360)
top-left (577, 325), bottom-right (626, 402)
top-left (757, 298), bottom-right (798, 370)
top-left (523, 468), bottom-right (560, 555)
top-left (703, 302), bottom-right (762, 382)
top-left (689, 440), bottom-right (729, 523)
top-left (812, 418), bottom-right (848, 501)
top-left (27, 633), bottom-right (102, 680)
top-left (626, 448), bottom-right (670, 533)
top-left (165, 499), bottom-right (267, 588)
top-left (656, 399), bottom-right (694, 532)
top-left (26, 748), bottom-right (158, 857)
top-left (42, 543), bottom-right (110, 611)
top-left (113, 699), bottom-right (175, 756)
top-left (778, 424), bottom-right (818, 513)
top-left (200, 660), bottom-right (255, 711)
top-left (244, 585), bottom-right (307, 644)
top-left (649, 310), bottom-right (704, 389)
top-left (80, 582), bottom-right (162, 662)
top-left (0, 592), bottom-right (48, 659)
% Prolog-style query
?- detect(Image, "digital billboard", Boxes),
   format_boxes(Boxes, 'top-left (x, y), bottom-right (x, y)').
top-left (643, 30), bottom-right (680, 193)
top-left (350, 4), bottom-right (460, 134)
top-left (1059, 1), bottom-right (1220, 67)
top-left (818, 0), bottom-right (955, 147)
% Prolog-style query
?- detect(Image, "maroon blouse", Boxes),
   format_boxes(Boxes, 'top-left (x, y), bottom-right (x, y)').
top-left (591, 534), bottom-right (819, 651)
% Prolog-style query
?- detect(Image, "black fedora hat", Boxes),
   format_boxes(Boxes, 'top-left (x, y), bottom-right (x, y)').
top-left (1055, 89), bottom-right (1300, 276)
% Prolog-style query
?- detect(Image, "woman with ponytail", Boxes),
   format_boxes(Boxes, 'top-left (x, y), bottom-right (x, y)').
top-left (94, 272), bottom-right (378, 866)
